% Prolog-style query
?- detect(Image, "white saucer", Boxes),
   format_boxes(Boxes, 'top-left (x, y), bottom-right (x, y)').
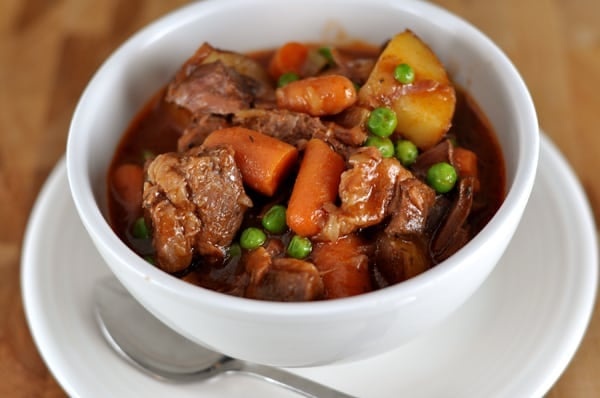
top-left (21, 134), bottom-right (598, 398)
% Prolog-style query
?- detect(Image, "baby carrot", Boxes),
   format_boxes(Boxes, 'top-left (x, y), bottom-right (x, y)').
top-left (453, 146), bottom-right (480, 191)
top-left (286, 138), bottom-right (345, 237)
top-left (111, 163), bottom-right (144, 212)
top-left (276, 74), bottom-right (357, 116)
top-left (268, 41), bottom-right (309, 80)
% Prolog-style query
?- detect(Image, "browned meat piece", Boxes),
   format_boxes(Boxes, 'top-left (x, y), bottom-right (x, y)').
top-left (143, 146), bottom-right (253, 273)
top-left (385, 177), bottom-right (436, 237)
top-left (242, 247), bottom-right (272, 289)
top-left (332, 105), bottom-right (369, 129)
top-left (244, 249), bottom-right (324, 301)
top-left (233, 108), bottom-right (319, 144)
top-left (177, 114), bottom-right (229, 152)
top-left (431, 176), bottom-right (476, 261)
top-left (166, 61), bottom-right (256, 115)
top-left (166, 42), bottom-right (276, 116)
top-left (232, 108), bottom-right (367, 153)
top-left (375, 234), bottom-right (431, 284)
top-left (318, 147), bottom-right (409, 241)
top-left (326, 49), bottom-right (376, 85)
top-left (181, 259), bottom-right (248, 298)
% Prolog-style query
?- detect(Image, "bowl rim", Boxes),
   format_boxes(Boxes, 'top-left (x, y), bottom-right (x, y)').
top-left (66, 0), bottom-right (539, 319)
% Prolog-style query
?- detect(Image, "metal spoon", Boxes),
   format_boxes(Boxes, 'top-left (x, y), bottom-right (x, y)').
top-left (93, 277), bottom-right (355, 397)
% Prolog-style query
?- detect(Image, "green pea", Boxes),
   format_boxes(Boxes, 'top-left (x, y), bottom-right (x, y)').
top-left (287, 235), bottom-right (312, 259)
top-left (240, 227), bottom-right (266, 250)
top-left (367, 107), bottom-right (397, 138)
top-left (317, 47), bottom-right (336, 66)
top-left (262, 204), bottom-right (287, 234)
top-left (395, 139), bottom-right (419, 166)
top-left (394, 63), bottom-right (415, 84)
top-left (132, 217), bottom-right (150, 239)
top-left (229, 242), bottom-right (242, 257)
top-left (278, 72), bottom-right (300, 87)
top-left (427, 162), bottom-right (458, 193)
top-left (365, 136), bottom-right (395, 158)
top-left (142, 150), bottom-right (155, 161)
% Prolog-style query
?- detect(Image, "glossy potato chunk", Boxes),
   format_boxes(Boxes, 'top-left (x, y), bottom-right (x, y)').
top-left (359, 30), bottom-right (456, 150)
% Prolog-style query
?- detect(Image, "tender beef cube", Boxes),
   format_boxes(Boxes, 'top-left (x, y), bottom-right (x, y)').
top-left (326, 49), bottom-right (376, 85)
top-left (385, 177), bottom-right (436, 237)
top-left (321, 124), bottom-right (368, 160)
top-left (233, 108), bottom-right (317, 144)
top-left (143, 146), bottom-right (253, 273)
top-left (232, 108), bottom-right (366, 153)
top-left (375, 234), bottom-right (431, 284)
top-left (318, 147), bottom-right (408, 241)
top-left (166, 61), bottom-right (256, 115)
top-left (177, 114), bottom-right (230, 152)
top-left (182, 258), bottom-right (248, 298)
top-left (330, 106), bottom-right (370, 145)
top-left (244, 248), bottom-right (324, 301)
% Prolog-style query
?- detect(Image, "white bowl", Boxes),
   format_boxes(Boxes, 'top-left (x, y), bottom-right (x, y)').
top-left (66, 0), bottom-right (538, 367)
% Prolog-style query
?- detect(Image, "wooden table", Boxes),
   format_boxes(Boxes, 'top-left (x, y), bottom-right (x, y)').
top-left (1, 0), bottom-right (598, 396)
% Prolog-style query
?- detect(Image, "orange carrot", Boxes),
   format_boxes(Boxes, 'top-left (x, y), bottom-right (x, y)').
top-left (202, 127), bottom-right (298, 196)
top-left (453, 147), bottom-right (477, 177)
top-left (287, 138), bottom-right (345, 237)
top-left (268, 41), bottom-right (309, 80)
top-left (111, 163), bottom-right (144, 212)
top-left (312, 234), bottom-right (372, 299)
top-left (276, 75), bottom-right (357, 116)
top-left (453, 147), bottom-right (480, 191)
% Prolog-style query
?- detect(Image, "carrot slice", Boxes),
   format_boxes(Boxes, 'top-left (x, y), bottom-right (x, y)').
top-left (111, 163), bottom-right (144, 212)
top-left (268, 41), bottom-right (309, 80)
top-left (287, 138), bottom-right (345, 237)
top-left (453, 147), bottom-right (480, 191)
top-left (202, 127), bottom-right (298, 196)
top-left (453, 147), bottom-right (477, 177)
top-left (312, 234), bottom-right (372, 299)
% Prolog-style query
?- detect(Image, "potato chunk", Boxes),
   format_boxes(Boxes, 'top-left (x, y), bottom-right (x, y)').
top-left (359, 30), bottom-right (456, 150)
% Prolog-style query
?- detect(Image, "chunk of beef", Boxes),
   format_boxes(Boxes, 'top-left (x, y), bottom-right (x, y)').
top-left (375, 234), bottom-right (431, 284)
top-left (166, 61), bottom-right (256, 115)
top-left (233, 108), bottom-right (367, 154)
top-left (143, 146), bottom-right (253, 273)
top-left (326, 48), bottom-right (376, 85)
top-left (177, 114), bottom-right (229, 152)
top-left (195, 43), bottom-right (275, 103)
top-left (243, 248), bottom-right (324, 301)
top-left (181, 258), bottom-right (248, 298)
top-left (233, 108), bottom-right (319, 144)
top-left (385, 177), bottom-right (436, 237)
top-left (165, 42), bottom-right (275, 116)
top-left (317, 147), bottom-right (408, 241)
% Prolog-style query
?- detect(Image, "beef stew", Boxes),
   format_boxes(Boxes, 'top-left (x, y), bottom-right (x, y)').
top-left (107, 30), bottom-right (506, 302)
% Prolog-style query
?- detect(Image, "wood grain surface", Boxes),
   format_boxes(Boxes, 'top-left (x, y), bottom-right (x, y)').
top-left (1, 0), bottom-right (598, 396)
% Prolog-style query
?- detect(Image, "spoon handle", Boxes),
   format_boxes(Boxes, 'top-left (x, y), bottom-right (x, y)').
top-left (226, 359), bottom-right (356, 398)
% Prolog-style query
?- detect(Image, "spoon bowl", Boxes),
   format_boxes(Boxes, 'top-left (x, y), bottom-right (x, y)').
top-left (94, 277), bottom-right (355, 397)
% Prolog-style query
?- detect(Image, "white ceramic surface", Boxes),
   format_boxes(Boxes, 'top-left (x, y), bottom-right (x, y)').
top-left (23, 135), bottom-right (597, 397)
top-left (65, 0), bottom-right (539, 366)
